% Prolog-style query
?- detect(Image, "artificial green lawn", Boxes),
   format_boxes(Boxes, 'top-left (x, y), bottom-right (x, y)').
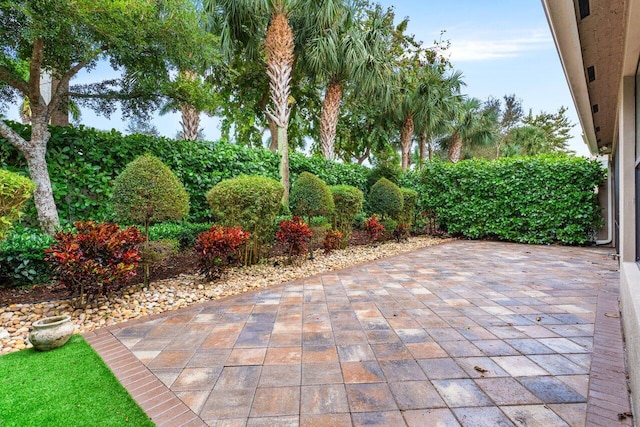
top-left (0, 335), bottom-right (154, 427)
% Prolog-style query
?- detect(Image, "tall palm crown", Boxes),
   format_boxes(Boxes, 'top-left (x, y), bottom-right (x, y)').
top-left (442, 97), bottom-right (498, 163)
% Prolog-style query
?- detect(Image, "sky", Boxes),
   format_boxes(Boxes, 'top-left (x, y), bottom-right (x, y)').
top-left (4, 0), bottom-right (589, 157)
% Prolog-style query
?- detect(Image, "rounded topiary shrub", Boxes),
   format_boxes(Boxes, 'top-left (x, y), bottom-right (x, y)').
top-left (330, 185), bottom-right (364, 247)
top-left (0, 170), bottom-right (34, 242)
top-left (206, 175), bottom-right (283, 264)
top-left (400, 187), bottom-right (418, 226)
top-left (111, 154), bottom-right (190, 229)
top-left (290, 172), bottom-right (335, 220)
top-left (368, 177), bottom-right (403, 220)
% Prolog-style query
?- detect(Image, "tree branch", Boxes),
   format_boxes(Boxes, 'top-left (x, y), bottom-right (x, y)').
top-left (0, 120), bottom-right (28, 152)
top-left (29, 38), bottom-right (45, 105)
top-left (0, 66), bottom-right (29, 94)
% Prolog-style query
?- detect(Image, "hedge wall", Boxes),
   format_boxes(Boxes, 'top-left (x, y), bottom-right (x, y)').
top-left (403, 155), bottom-right (605, 245)
top-left (0, 122), bottom-right (368, 223)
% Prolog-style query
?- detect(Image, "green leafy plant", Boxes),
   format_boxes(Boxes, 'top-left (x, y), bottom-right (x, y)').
top-left (195, 225), bottom-right (250, 280)
top-left (0, 226), bottom-right (54, 288)
top-left (406, 155), bottom-right (605, 244)
top-left (368, 177), bottom-right (404, 220)
top-left (276, 216), bottom-right (313, 258)
top-left (289, 172), bottom-right (335, 222)
top-left (365, 214), bottom-right (385, 242)
top-left (45, 221), bottom-right (145, 305)
top-left (0, 169), bottom-right (34, 241)
top-left (330, 185), bottom-right (364, 248)
top-left (206, 175), bottom-right (283, 264)
top-left (399, 187), bottom-right (418, 226)
top-left (148, 222), bottom-right (213, 250)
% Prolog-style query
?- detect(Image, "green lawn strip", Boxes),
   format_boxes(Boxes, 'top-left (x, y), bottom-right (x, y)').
top-left (0, 335), bottom-right (154, 427)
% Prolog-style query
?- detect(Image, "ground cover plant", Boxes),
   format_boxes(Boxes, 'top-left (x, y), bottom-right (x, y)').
top-left (0, 335), bottom-right (153, 427)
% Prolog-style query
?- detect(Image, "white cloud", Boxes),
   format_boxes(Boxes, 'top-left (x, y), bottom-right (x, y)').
top-left (446, 29), bottom-right (553, 62)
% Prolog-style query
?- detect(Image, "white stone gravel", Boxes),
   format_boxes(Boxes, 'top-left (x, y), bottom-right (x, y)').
top-left (0, 236), bottom-right (451, 355)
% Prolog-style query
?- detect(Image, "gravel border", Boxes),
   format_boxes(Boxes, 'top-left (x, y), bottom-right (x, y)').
top-left (0, 236), bottom-right (451, 355)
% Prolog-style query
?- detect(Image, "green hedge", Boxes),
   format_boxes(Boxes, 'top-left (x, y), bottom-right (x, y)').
top-left (0, 226), bottom-right (54, 287)
top-left (405, 155), bottom-right (605, 244)
top-left (0, 122), bottom-right (368, 224)
top-left (0, 169), bottom-right (34, 241)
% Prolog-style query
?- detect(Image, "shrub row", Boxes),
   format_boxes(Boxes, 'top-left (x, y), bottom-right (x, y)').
top-left (403, 154), bottom-right (605, 244)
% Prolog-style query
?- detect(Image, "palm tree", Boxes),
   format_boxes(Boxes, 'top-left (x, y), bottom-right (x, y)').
top-left (442, 97), bottom-right (498, 163)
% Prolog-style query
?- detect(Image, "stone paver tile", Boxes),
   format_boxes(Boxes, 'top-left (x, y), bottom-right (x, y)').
top-left (171, 366), bottom-right (223, 391)
top-left (403, 408), bottom-right (461, 427)
top-left (547, 403), bottom-right (587, 427)
top-left (300, 384), bottom-right (349, 415)
top-left (417, 358), bottom-right (468, 380)
top-left (379, 359), bottom-right (426, 382)
top-left (395, 328), bottom-right (431, 343)
top-left (300, 414), bottom-right (351, 427)
top-left (389, 380), bottom-right (446, 410)
top-left (365, 330), bottom-right (402, 344)
top-left (487, 326), bottom-right (528, 339)
top-left (491, 356), bottom-right (548, 377)
top-left (501, 404), bottom-right (569, 427)
top-left (472, 340), bottom-right (520, 356)
top-left (187, 350), bottom-right (231, 367)
top-left (333, 330), bottom-right (368, 345)
top-left (264, 347), bottom-right (301, 364)
top-left (405, 342), bottom-right (448, 358)
top-left (538, 338), bottom-right (590, 354)
top-left (504, 339), bottom-right (555, 355)
top-left (474, 377), bottom-right (541, 405)
top-left (302, 362), bottom-right (343, 385)
top-left (519, 376), bottom-right (586, 403)
top-left (427, 328), bottom-right (466, 342)
top-left (455, 326), bottom-right (499, 341)
top-left (246, 416), bottom-right (299, 426)
top-left (203, 417), bottom-right (247, 426)
top-left (371, 342), bottom-right (413, 360)
top-left (452, 407), bottom-right (515, 427)
top-left (514, 325), bottom-right (559, 339)
top-left (345, 383), bottom-right (398, 412)
top-left (250, 387), bottom-right (300, 417)
top-left (564, 353), bottom-right (591, 369)
top-left (200, 389), bottom-right (254, 419)
top-left (214, 365), bottom-right (262, 390)
top-left (439, 340), bottom-right (484, 357)
top-left (303, 331), bottom-right (334, 347)
top-left (269, 333), bottom-right (302, 347)
top-left (528, 354), bottom-right (587, 375)
top-left (225, 348), bottom-right (267, 366)
top-left (336, 344), bottom-right (375, 362)
top-left (431, 379), bottom-right (493, 407)
top-left (557, 374), bottom-right (589, 397)
top-left (259, 364), bottom-right (301, 387)
top-left (341, 361), bottom-right (386, 383)
top-left (303, 345), bottom-right (339, 363)
top-left (175, 390), bottom-right (209, 414)
top-left (152, 368), bottom-right (181, 388)
top-left (455, 357), bottom-right (509, 378)
top-left (351, 411), bottom-right (405, 426)
top-left (146, 350), bottom-right (194, 369)
top-left (132, 350), bottom-right (161, 364)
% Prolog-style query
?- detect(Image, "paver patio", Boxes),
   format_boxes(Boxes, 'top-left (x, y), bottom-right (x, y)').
top-left (85, 240), bottom-right (632, 426)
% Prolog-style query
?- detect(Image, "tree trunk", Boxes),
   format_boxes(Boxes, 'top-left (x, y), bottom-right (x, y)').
top-left (180, 103), bottom-right (200, 140)
top-left (419, 132), bottom-right (427, 169)
top-left (50, 76), bottom-right (69, 127)
top-left (268, 117), bottom-right (278, 152)
top-left (320, 81), bottom-right (343, 160)
top-left (265, 13), bottom-right (294, 205)
top-left (2, 117), bottom-right (60, 234)
top-left (400, 115), bottom-right (414, 171)
top-left (448, 131), bottom-right (463, 163)
top-left (428, 139), bottom-right (433, 161)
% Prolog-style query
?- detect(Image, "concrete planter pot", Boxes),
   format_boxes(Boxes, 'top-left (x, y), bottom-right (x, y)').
top-left (29, 315), bottom-right (74, 351)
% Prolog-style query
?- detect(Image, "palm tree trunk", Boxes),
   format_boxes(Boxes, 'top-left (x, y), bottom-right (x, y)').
top-left (265, 12), bottom-right (294, 205)
top-left (268, 117), bottom-right (278, 152)
top-left (448, 131), bottom-right (463, 163)
top-left (428, 139), bottom-right (433, 160)
top-left (419, 132), bottom-right (427, 169)
top-left (320, 81), bottom-right (342, 160)
top-left (180, 103), bottom-right (200, 140)
top-left (400, 115), bottom-right (414, 171)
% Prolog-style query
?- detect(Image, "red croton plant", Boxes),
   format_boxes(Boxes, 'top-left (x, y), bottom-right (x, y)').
top-left (365, 214), bottom-right (385, 242)
top-left (323, 229), bottom-right (343, 254)
top-left (276, 216), bottom-right (313, 258)
top-left (194, 225), bottom-right (250, 280)
top-left (45, 221), bottom-right (145, 305)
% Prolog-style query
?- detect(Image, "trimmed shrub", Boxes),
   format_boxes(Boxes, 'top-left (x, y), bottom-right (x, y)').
top-left (0, 170), bottom-right (34, 241)
top-left (195, 226), bottom-right (250, 280)
top-left (368, 178), bottom-right (403, 220)
top-left (330, 185), bottom-right (364, 247)
top-left (323, 229), bottom-right (343, 254)
top-left (366, 161), bottom-right (402, 192)
top-left (112, 154), bottom-right (190, 231)
top-left (148, 222), bottom-right (213, 250)
top-left (206, 175), bottom-right (284, 264)
top-left (0, 227), bottom-right (54, 288)
top-left (407, 155), bottom-right (605, 245)
top-left (45, 221), bottom-right (145, 305)
top-left (290, 172), bottom-right (334, 220)
top-left (365, 215), bottom-right (385, 242)
top-left (399, 188), bottom-right (418, 226)
top-left (276, 216), bottom-right (313, 258)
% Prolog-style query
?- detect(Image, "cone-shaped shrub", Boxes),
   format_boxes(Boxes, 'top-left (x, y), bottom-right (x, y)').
top-left (399, 187), bottom-right (418, 226)
top-left (368, 178), bottom-right (403, 220)
top-left (206, 175), bottom-right (283, 264)
top-left (290, 172), bottom-right (334, 220)
top-left (330, 185), bottom-right (363, 247)
top-left (0, 170), bottom-right (34, 241)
